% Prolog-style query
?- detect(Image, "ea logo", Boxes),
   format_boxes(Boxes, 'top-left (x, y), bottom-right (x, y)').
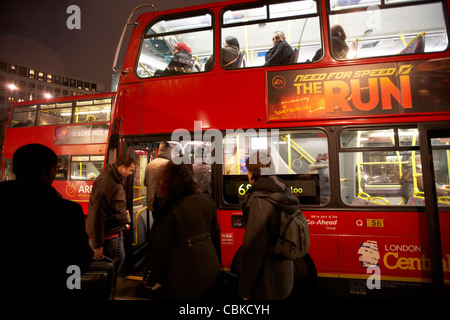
top-left (272, 75), bottom-right (286, 89)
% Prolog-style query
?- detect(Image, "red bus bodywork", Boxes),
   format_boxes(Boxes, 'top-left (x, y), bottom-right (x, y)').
top-left (110, 0), bottom-right (450, 297)
top-left (2, 92), bottom-right (115, 214)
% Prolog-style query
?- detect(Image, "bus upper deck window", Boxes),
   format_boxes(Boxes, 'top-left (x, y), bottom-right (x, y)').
top-left (328, 0), bottom-right (448, 60)
top-left (221, 1), bottom-right (321, 69)
top-left (74, 98), bottom-right (112, 123)
top-left (137, 12), bottom-right (213, 78)
top-left (9, 105), bottom-right (37, 127)
top-left (38, 103), bottom-right (72, 126)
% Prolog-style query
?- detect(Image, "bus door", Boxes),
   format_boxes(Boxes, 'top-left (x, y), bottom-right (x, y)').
top-left (122, 144), bottom-right (155, 275)
top-left (418, 123), bottom-right (450, 297)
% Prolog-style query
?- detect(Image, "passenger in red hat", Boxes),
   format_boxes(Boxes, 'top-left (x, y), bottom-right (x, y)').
top-left (173, 42), bottom-right (192, 54)
top-left (155, 42), bottom-right (194, 76)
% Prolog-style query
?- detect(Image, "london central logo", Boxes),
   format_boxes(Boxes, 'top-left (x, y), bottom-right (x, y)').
top-left (358, 240), bottom-right (380, 268)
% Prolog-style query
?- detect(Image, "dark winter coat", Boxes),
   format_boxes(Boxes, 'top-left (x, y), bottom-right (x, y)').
top-left (239, 175), bottom-right (299, 299)
top-left (0, 180), bottom-right (93, 298)
top-left (87, 164), bottom-right (129, 248)
top-left (145, 192), bottom-right (221, 299)
top-left (263, 40), bottom-right (293, 67)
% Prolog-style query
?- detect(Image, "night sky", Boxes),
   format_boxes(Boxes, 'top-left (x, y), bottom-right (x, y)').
top-left (0, 0), bottom-right (224, 90)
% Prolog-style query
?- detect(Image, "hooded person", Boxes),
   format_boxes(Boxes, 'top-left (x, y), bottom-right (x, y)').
top-left (237, 151), bottom-right (299, 300)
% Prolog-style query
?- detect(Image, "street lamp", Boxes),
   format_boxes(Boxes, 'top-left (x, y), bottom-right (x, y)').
top-left (7, 83), bottom-right (17, 91)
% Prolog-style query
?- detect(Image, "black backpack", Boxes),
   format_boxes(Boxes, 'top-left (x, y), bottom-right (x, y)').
top-left (271, 209), bottom-right (310, 260)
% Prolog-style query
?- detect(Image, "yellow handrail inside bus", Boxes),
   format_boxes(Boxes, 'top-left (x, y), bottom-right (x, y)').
top-left (132, 206), bottom-right (148, 246)
top-left (281, 135), bottom-right (316, 169)
top-left (438, 196), bottom-right (450, 205)
top-left (193, 56), bottom-right (203, 68)
top-left (139, 62), bottom-right (153, 77)
top-left (354, 130), bottom-right (390, 205)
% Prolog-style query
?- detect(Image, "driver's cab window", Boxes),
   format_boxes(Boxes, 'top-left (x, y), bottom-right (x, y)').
top-left (137, 12), bottom-right (213, 78)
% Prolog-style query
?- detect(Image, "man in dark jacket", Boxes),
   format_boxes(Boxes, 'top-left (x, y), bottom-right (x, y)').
top-left (239, 152), bottom-right (298, 300)
top-left (263, 31), bottom-right (294, 67)
top-left (0, 144), bottom-right (93, 298)
top-left (87, 154), bottom-right (135, 274)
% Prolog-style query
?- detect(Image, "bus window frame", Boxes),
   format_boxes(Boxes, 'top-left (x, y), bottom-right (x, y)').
top-left (325, 0), bottom-right (450, 61)
top-left (69, 154), bottom-right (105, 181)
top-left (219, 0), bottom-right (323, 70)
top-left (219, 126), bottom-right (331, 209)
top-left (135, 9), bottom-right (215, 79)
top-left (336, 124), bottom-right (435, 208)
top-left (8, 97), bottom-right (113, 128)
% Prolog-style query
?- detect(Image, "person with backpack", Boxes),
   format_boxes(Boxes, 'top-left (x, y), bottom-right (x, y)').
top-left (238, 151), bottom-right (300, 300)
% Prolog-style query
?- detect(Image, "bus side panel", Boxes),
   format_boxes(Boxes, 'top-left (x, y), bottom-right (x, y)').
top-left (140, 71), bottom-right (265, 135)
top-left (217, 209), bottom-right (245, 268)
top-left (3, 127), bottom-right (56, 157)
top-left (117, 84), bottom-right (142, 135)
top-left (335, 210), bottom-right (437, 285)
top-left (53, 180), bottom-right (93, 215)
top-left (440, 211), bottom-right (450, 283)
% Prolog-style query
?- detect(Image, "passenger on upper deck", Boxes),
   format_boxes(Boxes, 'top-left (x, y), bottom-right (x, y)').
top-left (312, 24), bottom-right (349, 61)
top-left (155, 42), bottom-right (194, 76)
top-left (263, 31), bottom-right (293, 67)
top-left (205, 36), bottom-right (240, 71)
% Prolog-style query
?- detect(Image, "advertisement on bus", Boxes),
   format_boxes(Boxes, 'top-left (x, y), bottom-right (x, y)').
top-left (267, 58), bottom-right (450, 121)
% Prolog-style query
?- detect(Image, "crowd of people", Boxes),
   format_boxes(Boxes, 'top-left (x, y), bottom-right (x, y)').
top-left (0, 142), bottom-right (312, 300)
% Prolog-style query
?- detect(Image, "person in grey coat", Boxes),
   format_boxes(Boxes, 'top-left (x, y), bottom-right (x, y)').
top-left (238, 152), bottom-right (299, 300)
top-left (143, 162), bottom-right (221, 299)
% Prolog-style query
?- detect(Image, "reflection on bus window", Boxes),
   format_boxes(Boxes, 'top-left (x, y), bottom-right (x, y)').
top-left (432, 137), bottom-right (450, 205)
top-left (223, 129), bottom-right (329, 205)
top-left (1, 158), bottom-right (14, 181)
top-left (339, 127), bottom-right (450, 206)
top-left (328, 1), bottom-right (448, 60)
top-left (38, 104), bottom-right (72, 125)
top-left (70, 155), bottom-right (105, 180)
top-left (9, 98), bottom-right (112, 127)
top-left (221, 0), bottom-right (321, 68)
top-left (137, 13), bottom-right (213, 78)
top-left (9, 105), bottom-right (36, 127)
top-left (56, 155), bottom-right (69, 181)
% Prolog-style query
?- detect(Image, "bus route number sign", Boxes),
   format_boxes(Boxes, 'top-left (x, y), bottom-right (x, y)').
top-left (366, 219), bottom-right (384, 228)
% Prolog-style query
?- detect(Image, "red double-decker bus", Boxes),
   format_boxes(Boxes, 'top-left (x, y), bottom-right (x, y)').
top-left (109, 0), bottom-right (449, 298)
top-left (1, 92), bottom-right (115, 215)
top-left (3, 0), bottom-right (449, 299)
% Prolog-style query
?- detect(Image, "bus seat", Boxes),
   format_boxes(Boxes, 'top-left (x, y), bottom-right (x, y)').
top-left (399, 32), bottom-right (425, 54)
top-left (192, 57), bottom-right (203, 72)
top-left (363, 185), bottom-right (401, 196)
top-left (232, 51), bottom-right (247, 68)
top-left (406, 196), bottom-right (425, 205)
top-left (289, 47), bottom-right (300, 64)
top-left (352, 197), bottom-right (370, 205)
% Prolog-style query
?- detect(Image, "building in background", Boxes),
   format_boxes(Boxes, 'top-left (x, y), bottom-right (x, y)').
top-left (0, 58), bottom-right (107, 165)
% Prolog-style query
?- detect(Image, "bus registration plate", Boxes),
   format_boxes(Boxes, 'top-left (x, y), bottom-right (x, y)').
top-left (366, 219), bottom-right (384, 228)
